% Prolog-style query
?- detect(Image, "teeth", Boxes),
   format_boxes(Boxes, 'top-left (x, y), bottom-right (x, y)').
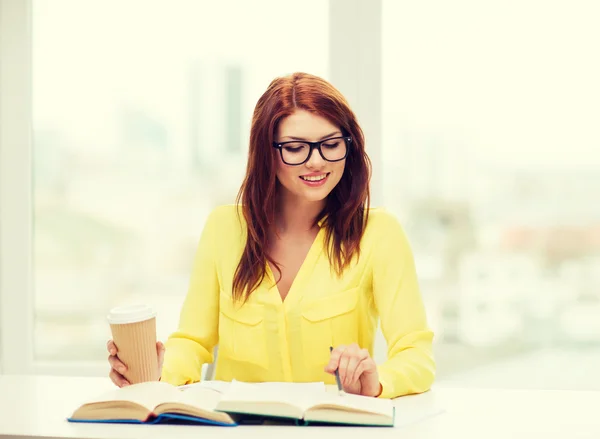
top-left (301, 174), bottom-right (327, 182)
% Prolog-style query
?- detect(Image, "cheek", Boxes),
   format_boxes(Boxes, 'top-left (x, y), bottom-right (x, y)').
top-left (275, 158), bottom-right (296, 185)
top-left (330, 161), bottom-right (346, 185)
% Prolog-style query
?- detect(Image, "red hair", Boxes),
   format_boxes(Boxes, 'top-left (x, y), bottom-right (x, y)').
top-left (233, 72), bottom-right (371, 302)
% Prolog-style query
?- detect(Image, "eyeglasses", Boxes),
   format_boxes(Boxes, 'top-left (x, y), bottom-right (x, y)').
top-left (272, 136), bottom-right (352, 166)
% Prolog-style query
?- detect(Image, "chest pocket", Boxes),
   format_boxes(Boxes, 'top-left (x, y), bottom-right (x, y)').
top-left (218, 291), bottom-right (268, 369)
top-left (300, 287), bottom-right (361, 367)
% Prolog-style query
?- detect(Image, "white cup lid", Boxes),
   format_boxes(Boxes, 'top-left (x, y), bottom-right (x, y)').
top-left (107, 304), bottom-right (156, 324)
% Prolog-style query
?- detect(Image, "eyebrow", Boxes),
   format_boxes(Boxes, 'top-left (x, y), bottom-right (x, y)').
top-left (280, 131), bottom-right (342, 142)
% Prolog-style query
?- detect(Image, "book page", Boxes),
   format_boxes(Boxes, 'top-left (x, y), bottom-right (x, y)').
top-left (308, 391), bottom-right (394, 417)
top-left (82, 381), bottom-right (182, 412)
top-left (177, 385), bottom-right (224, 412)
top-left (179, 380), bottom-right (231, 394)
top-left (220, 381), bottom-right (326, 411)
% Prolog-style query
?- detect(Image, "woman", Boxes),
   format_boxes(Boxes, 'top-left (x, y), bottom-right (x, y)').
top-left (107, 72), bottom-right (435, 399)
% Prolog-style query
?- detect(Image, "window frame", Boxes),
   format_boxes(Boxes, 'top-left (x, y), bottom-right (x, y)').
top-left (0, 0), bottom-right (34, 375)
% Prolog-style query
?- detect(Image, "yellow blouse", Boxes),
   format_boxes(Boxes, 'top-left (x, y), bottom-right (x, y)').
top-left (162, 205), bottom-right (435, 399)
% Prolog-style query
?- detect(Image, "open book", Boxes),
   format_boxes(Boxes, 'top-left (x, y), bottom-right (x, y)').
top-left (68, 381), bottom-right (235, 426)
top-left (68, 380), bottom-right (395, 427)
top-left (216, 380), bottom-right (394, 426)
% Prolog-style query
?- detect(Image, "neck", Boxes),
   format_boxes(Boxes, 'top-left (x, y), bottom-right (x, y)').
top-left (275, 190), bottom-right (325, 234)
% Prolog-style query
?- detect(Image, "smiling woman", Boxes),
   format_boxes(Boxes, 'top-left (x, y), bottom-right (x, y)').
top-left (235, 73), bottom-right (372, 306)
top-left (107, 72), bottom-right (436, 399)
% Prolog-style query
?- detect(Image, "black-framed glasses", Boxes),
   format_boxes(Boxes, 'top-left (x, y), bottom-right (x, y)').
top-left (272, 136), bottom-right (352, 166)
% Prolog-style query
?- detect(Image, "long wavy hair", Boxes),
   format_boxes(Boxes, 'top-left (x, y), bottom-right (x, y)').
top-left (232, 72), bottom-right (371, 302)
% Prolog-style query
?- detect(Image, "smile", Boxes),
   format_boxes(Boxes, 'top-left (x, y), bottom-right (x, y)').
top-left (300, 173), bottom-right (329, 182)
top-left (299, 173), bottom-right (330, 187)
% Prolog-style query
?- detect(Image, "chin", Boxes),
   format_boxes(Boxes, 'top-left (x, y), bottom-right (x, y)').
top-left (298, 186), bottom-right (333, 203)
top-left (302, 193), bottom-right (329, 203)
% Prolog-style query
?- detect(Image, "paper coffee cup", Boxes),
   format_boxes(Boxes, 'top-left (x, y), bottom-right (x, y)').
top-left (107, 304), bottom-right (158, 384)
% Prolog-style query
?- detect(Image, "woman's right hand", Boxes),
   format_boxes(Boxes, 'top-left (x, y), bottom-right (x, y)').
top-left (107, 339), bottom-right (165, 387)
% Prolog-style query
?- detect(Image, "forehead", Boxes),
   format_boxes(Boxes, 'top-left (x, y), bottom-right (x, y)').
top-left (276, 109), bottom-right (340, 140)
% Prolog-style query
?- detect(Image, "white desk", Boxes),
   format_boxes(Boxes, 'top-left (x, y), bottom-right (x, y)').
top-left (1, 375), bottom-right (599, 439)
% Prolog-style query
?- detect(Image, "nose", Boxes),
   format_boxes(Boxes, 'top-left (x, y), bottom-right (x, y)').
top-left (305, 147), bottom-right (326, 170)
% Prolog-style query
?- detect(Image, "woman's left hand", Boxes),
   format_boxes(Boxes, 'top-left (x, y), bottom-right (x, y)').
top-left (324, 344), bottom-right (382, 397)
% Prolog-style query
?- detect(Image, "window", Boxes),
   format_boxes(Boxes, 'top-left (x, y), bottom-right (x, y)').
top-left (382, 0), bottom-right (600, 389)
top-left (32, 0), bottom-right (328, 363)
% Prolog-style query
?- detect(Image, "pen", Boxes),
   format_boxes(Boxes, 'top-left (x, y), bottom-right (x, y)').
top-left (330, 346), bottom-right (344, 396)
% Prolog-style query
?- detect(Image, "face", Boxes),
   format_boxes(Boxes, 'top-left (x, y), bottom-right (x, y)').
top-left (274, 109), bottom-right (347, 204)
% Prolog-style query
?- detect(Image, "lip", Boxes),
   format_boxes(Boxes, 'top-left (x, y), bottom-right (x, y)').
top-left (299, 172), bottom-right (330, 187)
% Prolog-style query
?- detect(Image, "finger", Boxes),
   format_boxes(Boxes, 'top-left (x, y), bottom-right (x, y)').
top-left (351, 359), bottom-right (367, 385)
top-left (324, 345), bottom-right (345, 373)
top-left (338, 348), bottom-right (352, 384)
top-left (109, 369), bottom-right (130, 387)
top-left (352, 357), bottom-right (376, 385)
top-left (157, 341), bottom-right (165, 357)
top-left (351, 349), bottom-right (373, 382)
top-left (344, 355), bottom-right (362, 386)
top-left (157, 341), bottom-right (165, 370)
top-left (106, 340), bottom-right (118, 356)
top-left (108, 354), bottom-right (127, 375)
top-left (339, 344), bottom-right (362, 384)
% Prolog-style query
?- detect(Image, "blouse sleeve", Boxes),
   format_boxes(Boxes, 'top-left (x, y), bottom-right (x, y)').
top-left (371, 211), bottom-right (436, 398)
top-left (160, 208), bottom-right (222, 385)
